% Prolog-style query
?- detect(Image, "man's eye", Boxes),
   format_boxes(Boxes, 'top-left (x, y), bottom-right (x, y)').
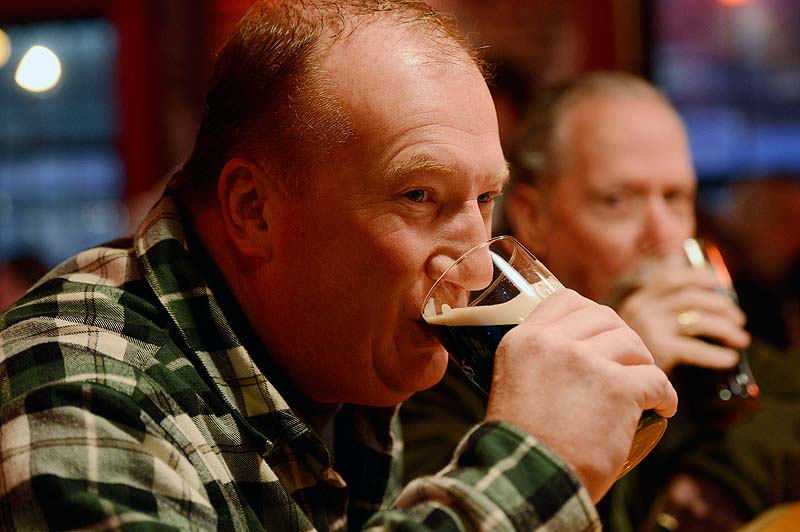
top-left (665, 190), bottom-right (694, 209)
top-left (477, 192), bottom-right (495, 204)
top-left (404, 189), bottom-right (428, 203)
top-left (600, 194), bottom-right (621, 207)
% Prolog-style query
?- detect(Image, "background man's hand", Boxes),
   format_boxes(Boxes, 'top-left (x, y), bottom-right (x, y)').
top-left (616, 261), bottom-right (750, 374)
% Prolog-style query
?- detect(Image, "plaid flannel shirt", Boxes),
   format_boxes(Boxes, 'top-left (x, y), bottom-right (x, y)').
top-left (0, 193), bottom-right (599, 531)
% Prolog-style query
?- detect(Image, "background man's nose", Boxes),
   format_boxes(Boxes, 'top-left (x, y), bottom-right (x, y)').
top-left (641, 199), bottom-right (684, 254)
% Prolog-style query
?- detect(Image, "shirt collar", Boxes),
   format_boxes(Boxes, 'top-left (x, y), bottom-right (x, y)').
top-left (133, 191), bottom-right (309, 454)
top-left (133, 191), bottom-right (402, 524)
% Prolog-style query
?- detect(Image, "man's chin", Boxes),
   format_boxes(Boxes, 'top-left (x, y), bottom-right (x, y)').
top-left (410, 346), bottom-right (450, 391)
top-left (373, 346), bottom-right (449, 405)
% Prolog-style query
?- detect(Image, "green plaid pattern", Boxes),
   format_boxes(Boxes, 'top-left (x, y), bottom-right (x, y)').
top-left (0, 193), bottom-right (599, 531)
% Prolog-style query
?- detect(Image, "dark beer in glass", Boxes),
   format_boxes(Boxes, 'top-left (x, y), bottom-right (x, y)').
top-left (422, 235), bottom-right (667, 478)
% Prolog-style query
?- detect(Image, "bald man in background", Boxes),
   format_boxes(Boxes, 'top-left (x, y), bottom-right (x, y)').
top-left (402, 71), bottom-right (800, 532)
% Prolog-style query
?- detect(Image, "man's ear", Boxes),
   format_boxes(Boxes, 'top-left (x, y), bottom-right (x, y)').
top-left (506, 183), bottom-right (549, 257)
top-left (218, 157), bottom-right (275, 260)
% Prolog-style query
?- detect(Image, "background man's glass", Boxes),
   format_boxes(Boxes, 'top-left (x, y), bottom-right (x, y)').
top-left (675, 238), bottom-right (760, 428)
top-left (611, 237), bottom-right (760, 430)
top-left (422, 235), bottom-right (667, 478)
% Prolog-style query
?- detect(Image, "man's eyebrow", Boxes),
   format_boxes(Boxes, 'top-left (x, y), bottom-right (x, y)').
top-left (384, 154), bottom-right (455, 182)
top-left (385, 154), bottom-right (511, 185)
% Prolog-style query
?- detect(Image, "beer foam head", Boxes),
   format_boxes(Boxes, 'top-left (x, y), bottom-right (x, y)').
top-left (423, 276), bottom-right (560, 326)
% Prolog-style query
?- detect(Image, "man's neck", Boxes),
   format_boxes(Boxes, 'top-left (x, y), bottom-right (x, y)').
top-left (180, 198), bottom-right (343, 451)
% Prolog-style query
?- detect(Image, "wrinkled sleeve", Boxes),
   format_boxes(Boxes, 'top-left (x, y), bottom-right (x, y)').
top-left (0, 381), bottom-right (216, 531)
top-left (366, 421), bottom-right (600, 532)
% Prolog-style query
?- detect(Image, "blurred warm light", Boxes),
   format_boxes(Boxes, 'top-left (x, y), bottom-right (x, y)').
top-left (15, 45), bottom-right (62, 93)
top-left (718, 0), bottom-right (754, 6)
top-left (0, 29), bottom-right (11, 69)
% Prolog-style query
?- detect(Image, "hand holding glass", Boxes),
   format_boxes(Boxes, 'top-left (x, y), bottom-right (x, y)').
top-left (422, 235), bottom-right (667, 478)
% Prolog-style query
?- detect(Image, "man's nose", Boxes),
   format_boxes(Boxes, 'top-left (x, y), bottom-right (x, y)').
top-left (426, 203), bottom-right (492, 289)
top-left (641, 199), bottom-right (684, 254)
top-left (441, 242), bottom-right (495, 292)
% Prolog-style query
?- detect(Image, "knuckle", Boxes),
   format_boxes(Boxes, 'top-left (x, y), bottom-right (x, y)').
top-left (599, 303), bottom-right (619, 320)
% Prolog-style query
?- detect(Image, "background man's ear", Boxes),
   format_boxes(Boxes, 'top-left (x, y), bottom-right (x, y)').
top-left (506, 183), bottom-right (549, 258)
top-left (217, 158), bottom-right (274, 260)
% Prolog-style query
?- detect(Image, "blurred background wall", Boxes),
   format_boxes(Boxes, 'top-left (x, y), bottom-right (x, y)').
top-left (0, 0), bottom-right (798, 348)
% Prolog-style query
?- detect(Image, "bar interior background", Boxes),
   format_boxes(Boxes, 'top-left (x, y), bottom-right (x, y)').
top-left (0, 0), bottom-right (798, 349)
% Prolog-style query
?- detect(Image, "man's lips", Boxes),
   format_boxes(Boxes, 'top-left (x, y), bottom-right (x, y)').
top-left (410, 318), bottom-right (441, 348)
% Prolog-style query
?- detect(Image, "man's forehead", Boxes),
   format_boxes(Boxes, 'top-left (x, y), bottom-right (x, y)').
top-left (322, 18), bottom-right (475, 91)
top-left (318, 19), bottom-right (494, 147)
top-left (568, 95), bottom-right (686, 145)
top-left (311, 16), bottom-right (503, 186)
